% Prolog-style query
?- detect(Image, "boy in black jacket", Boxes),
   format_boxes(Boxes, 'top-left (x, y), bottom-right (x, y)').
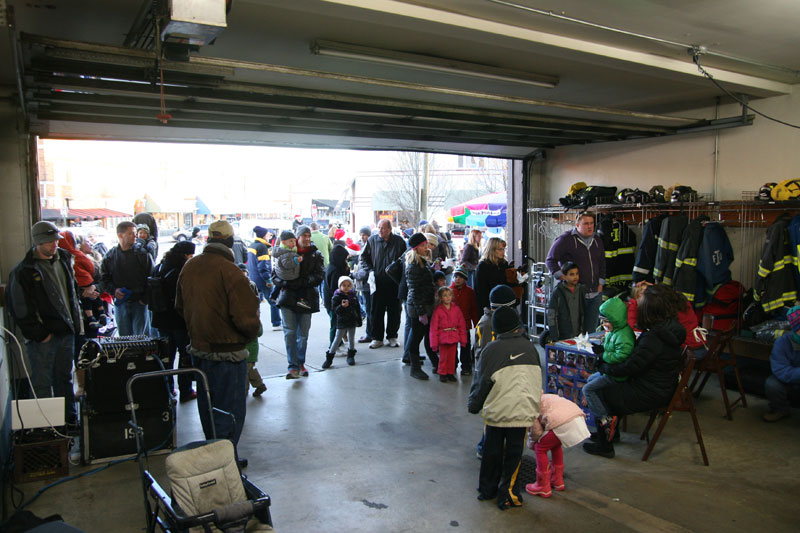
top-left (468, 307), bottom-right (542, 510)
top-left (547, 261), bottom-right (586, 341)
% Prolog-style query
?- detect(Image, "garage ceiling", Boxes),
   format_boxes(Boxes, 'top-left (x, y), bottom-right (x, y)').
top-left (3, 0), bottom-right (799, 157)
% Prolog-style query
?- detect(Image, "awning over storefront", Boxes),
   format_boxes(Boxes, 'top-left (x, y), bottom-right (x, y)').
top-left (196, 197), bottom-right (212, 215)
top-left (42, 208), bottom-right (131, 221)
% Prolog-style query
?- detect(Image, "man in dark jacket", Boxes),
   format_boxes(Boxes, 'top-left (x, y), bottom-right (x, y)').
top-left (176, 220), bottom-right (260, 452)
top-left (9, 221), bottom-right (82, 424)
top-left (545, 212), bottom-right (605, 333)
top-left (359, 219), bottom-right (406, 349)
top-left (272, 224), bottom-right (325, 379)
top-left (468, 307), bottom-right (541, 510)
top-left (101, 220), bottom-right (154, 335)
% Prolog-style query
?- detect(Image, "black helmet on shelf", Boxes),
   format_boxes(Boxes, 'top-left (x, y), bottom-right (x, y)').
top-left (670, 185), bottom-right (698, 203)
top-left (625, 189), bottom-right (650, 204)
top-left (758, 182), bottom-right (777, 201)
top-left (649, 185), bottom-right (666, 203)
top-left (616, 188), bottom-right (635, 203)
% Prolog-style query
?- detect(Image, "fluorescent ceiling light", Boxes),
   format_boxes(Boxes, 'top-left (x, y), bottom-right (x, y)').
top-left (311, 39), bottom-right (558, 89)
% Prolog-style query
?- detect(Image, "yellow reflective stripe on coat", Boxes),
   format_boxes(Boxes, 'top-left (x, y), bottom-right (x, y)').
top-left (657, 237), bottom-right (680, 252)
top-left (258, 254), bottom-right (270, 261)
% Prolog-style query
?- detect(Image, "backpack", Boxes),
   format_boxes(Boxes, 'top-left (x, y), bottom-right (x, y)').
top-left (702, 280), bottom-right (746, 331)
top-left (146, 264), bottom-right (176, 314)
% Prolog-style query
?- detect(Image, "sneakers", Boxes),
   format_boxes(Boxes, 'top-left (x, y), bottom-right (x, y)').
top-left (386, 338), bottom-right (399, 347)
top-left (300, 366), bottom-right (309, 377)
top-left (369, 340), bottom-right (384, 349)
top-left (286, 370), bottom-right (300, 379)
top-left (296, 299), bottom-right (312, 310)
top-left (358, 336), bottom-right (372, 343)
top-left (763, 410), bottom-right (790, 422)
top-left (410, 368), bottom-right (429, 380)
top-left (271, 325), bottom-right (282, 331)
top-left (252, 384), bottom-right (267, 397)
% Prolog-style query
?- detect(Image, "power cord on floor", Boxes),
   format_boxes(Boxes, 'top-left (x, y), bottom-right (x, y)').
top-left (3, 331), bottom-right (179, 517)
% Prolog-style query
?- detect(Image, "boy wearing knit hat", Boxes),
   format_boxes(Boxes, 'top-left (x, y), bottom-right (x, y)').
top-left (763, 305), bottom-right (800, 422)
top-left (135, 223), bottom-right (157, 259)
top-left (451, 266), bottom-right (479, 376)
top-left (468, 306), bottom-right (541, 510)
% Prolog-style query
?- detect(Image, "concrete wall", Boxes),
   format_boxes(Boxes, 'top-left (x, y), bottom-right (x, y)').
top-left (543, 91), bottom-right (800, 204)
top-left (0, 97), bottom-right (34, 474)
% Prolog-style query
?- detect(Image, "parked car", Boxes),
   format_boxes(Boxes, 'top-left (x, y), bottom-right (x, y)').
top-left (173, 224), bottom-right (209, 242)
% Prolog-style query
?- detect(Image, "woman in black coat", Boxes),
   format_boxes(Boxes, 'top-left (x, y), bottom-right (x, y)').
top-left (405, 233), bottom-right (438, 381)
top-left (151, 241), bottom-right (196, 401)
top-left (583, 284), bottom-right (685, 458)
top-left (474, 237), bottom-right (518, 312)
top-left (324, 244), bottom-right (351, 345)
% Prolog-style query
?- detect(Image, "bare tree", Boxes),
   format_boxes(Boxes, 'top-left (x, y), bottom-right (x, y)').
top-left (382, 152), bottom-right (453, 228)
top-left (473, 157), bottom-right (509, 193)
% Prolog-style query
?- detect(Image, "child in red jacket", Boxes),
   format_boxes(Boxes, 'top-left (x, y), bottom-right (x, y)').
top-left (430, 286), bottom-right (468, 383)
top-left (451, 267), bottom-right (479, 375)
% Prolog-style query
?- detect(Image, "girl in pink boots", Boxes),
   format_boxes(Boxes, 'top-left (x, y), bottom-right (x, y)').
top-left (429, 286), bottom-right (468, 382)
top-left (526, 393), bottom-right (590, 497)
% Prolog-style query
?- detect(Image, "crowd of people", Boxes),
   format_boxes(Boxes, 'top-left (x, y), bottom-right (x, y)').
top-left (6, 207), bottom-right (799, 510)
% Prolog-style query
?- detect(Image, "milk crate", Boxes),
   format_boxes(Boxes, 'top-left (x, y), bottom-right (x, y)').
top-left (13, 436), bottom-right (69, 484)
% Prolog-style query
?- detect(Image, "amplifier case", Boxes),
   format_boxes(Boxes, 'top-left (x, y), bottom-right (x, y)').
top-left (81, 405), bottom-right (176, 464)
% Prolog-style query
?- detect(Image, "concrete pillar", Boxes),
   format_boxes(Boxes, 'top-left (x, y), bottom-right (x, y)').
top-left (507, 159), bottom-right (525, 268)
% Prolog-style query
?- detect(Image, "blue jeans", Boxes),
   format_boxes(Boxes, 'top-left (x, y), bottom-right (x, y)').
top-left (765, 374), bottom-right (800, 414)
top-left (582, 371), bottom-right (615, 420)
top-left (584, 293), bottom-right (603, 333)
top-left (26, 333), bottom-right (77, 423)
top-left (281, 308), bottom-right (312, 371)
top-left (194, 356), bottom-right (247, 446)
top-left (115, 300), bottom-right (150, 336)
top-left (466, 270), bottom-right (475, 289)
top-left (269, 300), bottom-right (281, 327)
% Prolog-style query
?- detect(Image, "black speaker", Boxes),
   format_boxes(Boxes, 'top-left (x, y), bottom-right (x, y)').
top-left (79, 336), bottom-right (172, 414)
top-left (81, 404), bottom-right (175, 463)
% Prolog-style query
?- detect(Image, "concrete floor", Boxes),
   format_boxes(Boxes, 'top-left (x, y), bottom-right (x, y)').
top-left (15, 304), bottom-right (800, 532)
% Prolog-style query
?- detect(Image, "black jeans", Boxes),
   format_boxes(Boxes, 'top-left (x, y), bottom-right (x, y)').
top-left (408, 315), bottom-right (439, 371)
top-left (479, 425), bottom-right (526, 506)
top-left (163, 329), bottom-right (194, 395)
top-left (370, 286), bottom-right (401, 341)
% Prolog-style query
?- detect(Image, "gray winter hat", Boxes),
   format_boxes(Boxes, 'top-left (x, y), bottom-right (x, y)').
top-left (32, 221), bottom-right (61, 245)
top-left (295, 225), bottom-right (312, 237)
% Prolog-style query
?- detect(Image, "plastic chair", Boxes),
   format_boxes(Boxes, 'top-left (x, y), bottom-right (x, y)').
top-left (689, 328), bottom-right (747, 420)
top-left (640, 347), bottom-right (709, 465)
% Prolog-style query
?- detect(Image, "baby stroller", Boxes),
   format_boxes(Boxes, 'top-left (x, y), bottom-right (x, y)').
top-left (126, 368), bottom-right (273, 532)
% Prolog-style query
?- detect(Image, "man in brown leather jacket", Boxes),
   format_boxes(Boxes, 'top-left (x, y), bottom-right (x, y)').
top-left (176, 220), bottom-right (260, 454)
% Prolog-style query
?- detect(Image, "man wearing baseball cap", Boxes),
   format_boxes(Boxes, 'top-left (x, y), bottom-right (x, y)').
top-left (8, 221), bottom-right (82, 425)
top-left (176, 220), bottom-right (260, 453)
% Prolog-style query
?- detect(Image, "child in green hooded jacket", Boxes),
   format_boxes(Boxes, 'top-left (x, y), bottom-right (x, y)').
top-left (580, 297), bottom-right (634, 436)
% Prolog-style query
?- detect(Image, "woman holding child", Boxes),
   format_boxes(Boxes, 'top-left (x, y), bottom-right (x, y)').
top-left (475, 237), bottom-right (518, 312)
top-left (582, 284), bottom-right (685, 458)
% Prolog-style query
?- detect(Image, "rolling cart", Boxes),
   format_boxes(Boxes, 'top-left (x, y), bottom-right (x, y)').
top-left (127, 368), bottom-right (273, 532)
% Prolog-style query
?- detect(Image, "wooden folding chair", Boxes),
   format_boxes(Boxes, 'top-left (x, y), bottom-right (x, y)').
top-left (690, 328), bottom-right (747, 420)
top-left (640, 347), bottom-right (709, 465)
